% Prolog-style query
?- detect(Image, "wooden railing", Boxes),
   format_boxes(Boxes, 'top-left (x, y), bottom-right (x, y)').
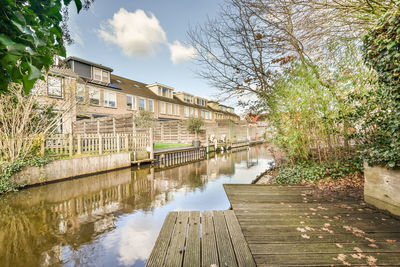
top-left (44, 131), bottom-right (150, 156)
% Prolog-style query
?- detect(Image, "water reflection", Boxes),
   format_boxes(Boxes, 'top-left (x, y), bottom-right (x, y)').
top-left (0, 144), bottom-right (272, 267)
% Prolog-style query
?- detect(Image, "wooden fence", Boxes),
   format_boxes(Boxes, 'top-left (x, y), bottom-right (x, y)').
top-left (44, 131), bottom-right (150, 157)
top-left (72, 115), bottom-right (266, 144)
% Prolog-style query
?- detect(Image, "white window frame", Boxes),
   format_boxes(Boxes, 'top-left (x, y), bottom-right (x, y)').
top-left (76, 83), bottom-right (85, 103)
top-left (167, 103), bottom-right (173, 115)
top-left (104, 90), bottom-right (117, 108)
top-left (174, 104), bottom-right (180, 116)
top-left (160, 102), bottom-right (166, 114)
top-left (139, 98), bottom-right (146, 110)
top-left (184, 106), bottom-right (189, 117)
top-left (89, 87), bottom-right (100, 106)
top-left (47, 76), bottom-right (63, 98)
top-left (126, 95), bottom-right (136, 110)
top-left (93, 67), bottom-right (110, 83)
top-left (147, 99), bottom-right (154, 112)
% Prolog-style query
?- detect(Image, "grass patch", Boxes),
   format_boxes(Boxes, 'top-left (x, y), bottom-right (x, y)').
top-left (154, 142), bottom-right (190, 149)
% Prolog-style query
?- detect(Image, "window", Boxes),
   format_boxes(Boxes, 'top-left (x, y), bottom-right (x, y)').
top-left (168, 103), bottom-right (173, 115)
top-left (194, 109), bottom-right (198, 118)
top-left (93, 67), bottom-right (110, 83)
top-left (184, 94), bottom-right (193, 103)
top-left (160, 102), bottom-right (166, 114)
top-left (174, 104), bottom-right (180, 116)
top-left (89, 87), bottom-right (100, 105)
top-left (76, 83), bottom-right (85, 103)
top-left (184, 106), bottom-right (189, 117)
top-left (158, 87), bottom-right (162, 96)
top-left (148, 99), bottom-right (154, 112)
top-left (197, 98), bottom-right (207, 106)
top-left (104, 91), bottom-right (116, 108)
top-left (102, 70), bottom-right (109, 83)
top-left (190, 108), bottom-right (194, 117)
top-left (127, 95), bottom-right (136, 110)
top-left (139, 98), bottom-right (146, 110)
top-left (162, 87), bottom-right (172, 98)
top-left (47, 76), bottom-right (63, 97)
top-left (201, 111), bottom-right (205, 118)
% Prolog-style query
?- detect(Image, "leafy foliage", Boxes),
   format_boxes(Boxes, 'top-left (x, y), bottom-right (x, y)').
top-left (134, 110), bottom-right (157, 129)
top-left (0, 0), bottom-right (93, 93)
top-left (274, 157), bottom-right (363, 184)
top-left (348, 8), bottom-right (400, 168)
top-left (186, 116), bottom-right (204, 134)
top-left (269, 40), bottom-right (375, 163)
top-left (0, 156), bottom-right (56, 194)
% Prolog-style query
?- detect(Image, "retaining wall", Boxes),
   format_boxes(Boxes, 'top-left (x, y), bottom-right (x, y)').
top-left (12, 152), bottom-right (131, 186)
top-left (364, 163), bottom-right (400, 216)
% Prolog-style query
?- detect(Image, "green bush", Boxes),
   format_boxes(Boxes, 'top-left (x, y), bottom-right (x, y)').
top-left (274, 157), bottom-right (363, 184)
top-left (354, 8), bottom-right (400, 168)
top-left (187, 116), bottom-right (204, 135)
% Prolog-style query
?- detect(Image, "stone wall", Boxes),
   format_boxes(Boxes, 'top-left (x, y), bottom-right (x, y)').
top-left (364, 163), bottom-right (400, 216)
top-left (12, 152), bottom-right (131, 186)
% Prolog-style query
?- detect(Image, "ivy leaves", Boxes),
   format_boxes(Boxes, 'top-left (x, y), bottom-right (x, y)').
top-left (0, 0), bottom-right (90, 93)
top-left (356, 8), bottom-right (400, 169)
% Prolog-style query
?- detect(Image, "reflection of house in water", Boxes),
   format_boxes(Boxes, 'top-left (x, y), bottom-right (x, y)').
top-left (0, 147), bottom-right (267, 266)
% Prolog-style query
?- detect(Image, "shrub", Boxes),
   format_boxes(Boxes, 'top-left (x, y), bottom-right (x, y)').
top-left (187, 116), bottom-right (204, 135)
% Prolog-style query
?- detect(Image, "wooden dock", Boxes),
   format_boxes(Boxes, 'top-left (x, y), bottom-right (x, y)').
top-left (147, 184), bottom-right (400, 266)
top-left (146, 210), bottom-right (256, 267)
top-left (224, 184), bottom-right (400, 266)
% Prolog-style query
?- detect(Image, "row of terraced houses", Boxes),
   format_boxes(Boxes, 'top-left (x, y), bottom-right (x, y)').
top-left (40, 57), bottom-right (240, 134)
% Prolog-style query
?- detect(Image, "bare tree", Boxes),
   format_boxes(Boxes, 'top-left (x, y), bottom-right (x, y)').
top-left (0, 75), bottom-right (77, 162)
top-left (188, 0), bottom-right (393, 106)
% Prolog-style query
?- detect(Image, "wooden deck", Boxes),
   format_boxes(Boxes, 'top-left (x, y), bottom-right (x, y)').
top-left (147, 184), bottom-right (400, 266)
top-left (145, 210), bottom-right (256, 267)
top-left (224, 184), bottom-right (400, 266)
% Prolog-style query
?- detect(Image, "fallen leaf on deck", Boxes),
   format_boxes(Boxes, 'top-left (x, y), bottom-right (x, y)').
top-left (301, 234), bottom-right (310, 239)
top-left (368, 243), bottom-right (379, 248)
top-left (386, 239), bottom-right (397, 243)
top-left (365, 237), bottom-right (375, 243)
top-left (336, 243), bottom-right (343, 248)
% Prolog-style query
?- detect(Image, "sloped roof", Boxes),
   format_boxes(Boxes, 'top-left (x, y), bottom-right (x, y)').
top-left (66, 56), bottom-right (113, 72)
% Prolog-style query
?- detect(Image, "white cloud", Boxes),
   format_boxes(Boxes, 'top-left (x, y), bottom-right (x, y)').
top-left (168, 41), bottom-right (197, 64)
top-left (98, 8), bottom-right (167, 57)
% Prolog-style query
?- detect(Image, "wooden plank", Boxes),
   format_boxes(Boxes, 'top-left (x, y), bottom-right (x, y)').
top-left (201, 211), bottom-right (219, 267)
top-left (245, 232), bottom-right (400, 244)
top-left (146, 212), bottom-right (178, 267)
top-left (183, 211), bottom-right (200, 267)
top-left (164, 211), bottom-right (189, 267)
top-left (254, 253), bottom-right (400, 266)
top-left (213, 210), bottom-right (238, 267)
top-left (224, 210), bottom-right (256, 267)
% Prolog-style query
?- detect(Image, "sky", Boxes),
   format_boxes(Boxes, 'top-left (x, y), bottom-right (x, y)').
top-left (66, 0), bottom-right (238, 108)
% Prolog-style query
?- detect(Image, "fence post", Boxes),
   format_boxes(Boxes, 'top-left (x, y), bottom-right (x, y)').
top-left (69, 134), bottom-right (74, 157)
top-left (113, 117), bottom-right (116, 135)
top-left (161, 123), bottom-right (164, 142)
top-left (77, 134), bottom-right (82, 154)
top-left (149, 128), bottom-right (154, 160)
top-left (41, 135), bottom-right (45, 156)
top-left (247, 126), bottom-right (250, 142)
top-left (125, 134), bottom-right (129, 151)
top-left (99, 134), bottom-right (103, 155)
top-left (117, 133), bottom-right (120, 153)
top-left (132, 114), bottom-right (136, 135)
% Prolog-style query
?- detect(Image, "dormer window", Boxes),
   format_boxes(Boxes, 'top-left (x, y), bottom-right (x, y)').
top-left (93, 67), bottom-right (110, 83)
top-left (157, 86), bottom-right (172, 98)
top-left (184, 94), bottom-right (194, 104)
top-left (196, 98), bottom-right (207, 106)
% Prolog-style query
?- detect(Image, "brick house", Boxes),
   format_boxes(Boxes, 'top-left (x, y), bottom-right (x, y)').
top-left (39, 56), bottom-right (240, 133)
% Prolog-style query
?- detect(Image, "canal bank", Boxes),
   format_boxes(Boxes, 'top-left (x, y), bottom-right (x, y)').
top-left (0, 144), bottom-right (273, 267)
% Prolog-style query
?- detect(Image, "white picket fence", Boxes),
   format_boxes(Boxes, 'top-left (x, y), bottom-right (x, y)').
top-left (44, 131), bottom-right (150, 156)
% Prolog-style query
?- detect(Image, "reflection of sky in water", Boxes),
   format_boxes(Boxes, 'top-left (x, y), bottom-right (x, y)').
top-left (0, 145), bottom-right (272, 267)
top-left (61, 148), bottom-right (272, 267)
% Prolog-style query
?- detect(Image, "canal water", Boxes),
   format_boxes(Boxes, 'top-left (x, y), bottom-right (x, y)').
top-left (0, 144), bottom-right (273, 267)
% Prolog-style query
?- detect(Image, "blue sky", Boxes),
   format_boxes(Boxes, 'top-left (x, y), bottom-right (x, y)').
top-left (66, 0), bottom-right (234, 105)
